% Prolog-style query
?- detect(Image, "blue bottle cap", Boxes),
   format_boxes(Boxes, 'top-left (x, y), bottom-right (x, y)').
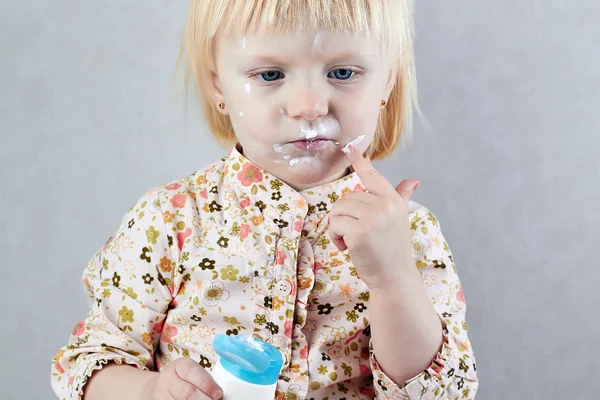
top-left (213, 334), bottom-right (284, 385)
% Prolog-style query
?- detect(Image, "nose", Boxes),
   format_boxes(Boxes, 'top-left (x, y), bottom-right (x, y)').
top-left (285, 83), bottom-right (329, 121)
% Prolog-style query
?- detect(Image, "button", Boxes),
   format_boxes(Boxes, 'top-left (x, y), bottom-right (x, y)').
top-left (275, 279), bottom-right (292, 297)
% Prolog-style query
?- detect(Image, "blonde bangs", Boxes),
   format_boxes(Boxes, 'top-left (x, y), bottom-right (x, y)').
top-left (177, 0), bottom-right (419, 159)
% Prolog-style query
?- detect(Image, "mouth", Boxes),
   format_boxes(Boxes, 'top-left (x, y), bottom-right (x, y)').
top-left (288, 138), bottom-right (338, 151)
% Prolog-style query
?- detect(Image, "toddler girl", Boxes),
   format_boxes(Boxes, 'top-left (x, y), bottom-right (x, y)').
top-left (52, 1), bottom-right (478, 399)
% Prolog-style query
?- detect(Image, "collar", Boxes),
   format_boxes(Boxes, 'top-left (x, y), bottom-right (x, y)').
top-left (221, 145), bottom-right (366, 217)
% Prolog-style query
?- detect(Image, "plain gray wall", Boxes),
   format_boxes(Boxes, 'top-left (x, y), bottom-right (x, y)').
top-left (1, 1), bottom-right (599, 399)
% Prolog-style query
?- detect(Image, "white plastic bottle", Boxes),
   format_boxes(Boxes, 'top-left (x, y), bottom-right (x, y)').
top-left (210, 334), bottom-right (284, 400)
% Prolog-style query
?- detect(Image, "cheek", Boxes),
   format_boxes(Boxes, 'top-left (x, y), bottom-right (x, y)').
top-left (231, 111), bottom-right (276, 153)
top-left (336, 83), bottom-right (384, 125)
top-left (357, 84), bottom-right (386, 112)
top-left (221, 78), bottom-right (263, 112)
top-left (224, 91), bottom-right (278, 141)
top-left (233, 118), bottom-right (272, 144)
top-left (339, 100), bottom-right (381, 134)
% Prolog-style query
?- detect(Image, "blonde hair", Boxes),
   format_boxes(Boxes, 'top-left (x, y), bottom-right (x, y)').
top-left (177, 0), bottom-right (419, 160)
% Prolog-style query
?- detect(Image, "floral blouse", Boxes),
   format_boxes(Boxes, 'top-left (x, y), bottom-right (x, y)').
top-left (51, 146), bottom-right (478, 400)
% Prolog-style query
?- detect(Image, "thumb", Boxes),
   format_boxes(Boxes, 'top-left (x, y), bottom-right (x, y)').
top-left (174, 357), bottom-right (223, 399)
top-left (394, 179), bottom-right (420, 202)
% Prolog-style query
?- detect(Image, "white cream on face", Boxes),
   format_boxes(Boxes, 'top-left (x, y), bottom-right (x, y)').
top-left (300, 125), bottom-right (318, 139)
top-left (297, 117), bottom-right (341, 141)
top-left (244, 82), bottom-right (252, 95)
top-left (288, 156), bottom-right (313, 167)
top-left (260, 117), bottom-right (343, 171)
top-left (316, 118), bottom-right (340, 138)
top-left (312, 32), bottom-right (323, 53)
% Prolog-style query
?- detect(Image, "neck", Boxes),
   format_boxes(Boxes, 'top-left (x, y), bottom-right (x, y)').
top-left (285, 167), bottom-right (352, 191)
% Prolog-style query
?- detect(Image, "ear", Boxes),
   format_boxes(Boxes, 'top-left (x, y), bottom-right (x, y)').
top-left (209, 65), bottom-right (228, 116)
top-left (382, 62), bottom-right (400, 103)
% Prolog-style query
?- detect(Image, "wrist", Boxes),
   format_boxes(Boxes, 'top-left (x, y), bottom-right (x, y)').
top-left (366, 260), bottom-right (415, 292)
top-left (83, 363), bottom-right (158, 400)
top-left (137, 371), bottom-right (159, 400)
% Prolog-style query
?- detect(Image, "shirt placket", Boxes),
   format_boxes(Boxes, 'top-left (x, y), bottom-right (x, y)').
top-left (288, 211), bottom-right (322, 400)
top-left (265, 207), bottom-right (307, 398)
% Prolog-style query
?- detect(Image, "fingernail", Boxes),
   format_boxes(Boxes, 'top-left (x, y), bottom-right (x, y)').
top-left (341, 143), bottom-right (355, 154)
top-left (413, 181), bottom-right (421, 190)
top-left (212, 389), bottom-right (223, 400)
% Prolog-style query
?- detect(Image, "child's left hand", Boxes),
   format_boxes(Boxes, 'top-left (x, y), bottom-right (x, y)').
top-left (329, 144), bottom-right (420, 290)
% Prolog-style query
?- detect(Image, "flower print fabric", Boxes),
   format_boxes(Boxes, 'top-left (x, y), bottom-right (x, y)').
top-left (52, 146), bottom-right (478, 399)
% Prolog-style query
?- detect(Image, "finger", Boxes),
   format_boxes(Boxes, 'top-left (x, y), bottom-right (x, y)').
top-left (394, 179), bottom-right (421, 202)
top-left (174, 358), bottom-right (223, 400)
top-left (168, 380), bottom-right (211, 400)
top-left (329, 215), bottom-right (360, 251)
top-left (330, 198), bottom-right (371, 220)
top-left (342, 143), bottom-right (396, 196)
top-left (341, 191), bottom-right (377, 204)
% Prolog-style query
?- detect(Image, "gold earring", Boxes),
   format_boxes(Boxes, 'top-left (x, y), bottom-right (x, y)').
top-left (381, 99), bottom-right (387, 107)
top-left (218, 103), bottom-right (225, 110)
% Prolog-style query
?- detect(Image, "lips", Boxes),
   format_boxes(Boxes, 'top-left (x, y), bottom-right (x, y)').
top-left (289, 138), bottom-right (332, 151)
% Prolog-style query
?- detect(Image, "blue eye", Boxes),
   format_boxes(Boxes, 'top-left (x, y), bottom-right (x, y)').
top-left (260, 71), bottom-right (282, 81)
top-left (328, 68), bottom-right (354, 80)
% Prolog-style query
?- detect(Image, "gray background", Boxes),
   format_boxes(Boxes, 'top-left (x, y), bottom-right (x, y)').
top-left (1, 1), bottom-right (599, 399)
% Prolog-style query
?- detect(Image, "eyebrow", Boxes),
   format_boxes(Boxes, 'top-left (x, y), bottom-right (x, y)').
top-left (241, 55), bottom-right (292, 68)
top-left (240, 51), bottom-right (378, 67)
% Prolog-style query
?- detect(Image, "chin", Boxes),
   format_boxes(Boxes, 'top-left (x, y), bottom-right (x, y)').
top-left (275, 157), bottom-right (348, 189)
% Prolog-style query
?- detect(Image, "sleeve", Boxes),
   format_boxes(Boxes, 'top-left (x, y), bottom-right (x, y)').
top-left (369, 204), bottom-right (479, 400)
top-left (51, 189), bottom-right (178, 400)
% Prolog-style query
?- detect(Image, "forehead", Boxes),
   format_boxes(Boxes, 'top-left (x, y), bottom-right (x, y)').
top-left (220, 31), bottom-right (382, 60)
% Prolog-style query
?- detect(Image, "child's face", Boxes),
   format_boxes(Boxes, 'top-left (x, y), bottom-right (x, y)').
top-left (211, 30), bottom-right (397, 190)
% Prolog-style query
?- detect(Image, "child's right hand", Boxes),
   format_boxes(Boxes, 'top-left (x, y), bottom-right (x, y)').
top-left (143, 357), bottom-right (223, 400)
